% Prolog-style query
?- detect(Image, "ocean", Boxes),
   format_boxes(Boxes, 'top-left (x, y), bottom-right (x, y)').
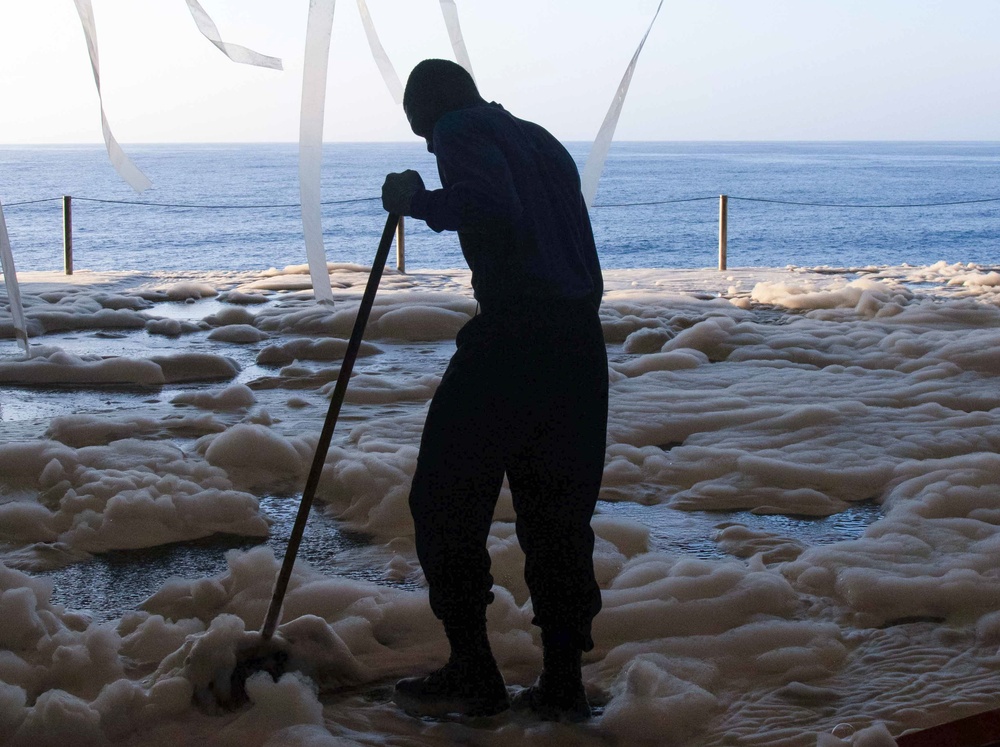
top-left (2, 141), bottom-right (999, 273)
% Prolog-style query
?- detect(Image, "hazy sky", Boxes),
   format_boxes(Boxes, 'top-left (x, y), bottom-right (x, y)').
top-left (1, 0), bottom-right (998, 144)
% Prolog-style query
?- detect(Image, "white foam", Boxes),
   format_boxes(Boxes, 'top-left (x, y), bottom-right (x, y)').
top-left (172, 384), bottom-right (258, 411)
top-left (3, 263), bottom-right (1000, 744)
top-left (208, 324), bottom-right (270, 343)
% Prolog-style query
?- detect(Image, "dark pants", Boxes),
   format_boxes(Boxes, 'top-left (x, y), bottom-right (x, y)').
top-left (409, 300), bottom-right (608, 651)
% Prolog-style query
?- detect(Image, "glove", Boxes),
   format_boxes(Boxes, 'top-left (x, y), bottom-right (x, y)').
top-left (381, 170), bottom-right (425, 216)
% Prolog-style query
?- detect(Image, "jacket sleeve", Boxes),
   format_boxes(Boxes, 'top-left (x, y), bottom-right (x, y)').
top-left (409, 115), bottom-right (523, 234)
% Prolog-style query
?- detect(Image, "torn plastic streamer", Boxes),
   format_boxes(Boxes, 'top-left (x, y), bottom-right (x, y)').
top-left (0, 203), bottom-right (30, 358)
top-left (299, 0), bottom-right (337, 304)
top-left (72, 0), bottom-right (152, 193)
top-left (439, 0), bottom-right (475, 80)
top-left (184, 0), bottom-right (283, 69)
top-left (581, 0), bottom-right (663, 209)
top-left (356, 0), bottom-right (403, 104)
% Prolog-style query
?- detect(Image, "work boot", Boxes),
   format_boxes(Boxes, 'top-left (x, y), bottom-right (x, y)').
top-left (393, 622), bottom-right (510, 718)
top-left (513, 635), bottom-right (591, 722)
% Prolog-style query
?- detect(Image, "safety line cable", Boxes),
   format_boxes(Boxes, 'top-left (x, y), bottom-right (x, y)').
top-left (593, 196), bottom-right (717, 207)
top-left (2, 197), bottom-right (64, 207)
top-left (71, 196), bottom-right (382, 209)
top-left (4, 194), bottom-right (999, 210)
top-left (592, 196), bottom-right (1000, 208)
top-left (728, 195), bottom-right (1000, 209)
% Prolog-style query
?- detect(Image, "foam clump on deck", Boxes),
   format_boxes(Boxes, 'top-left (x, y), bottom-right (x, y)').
top-left (197, 423), bottom-right (313, 491)
top-left (0, 287), bottom-right (152, 338)
top-left (0, 561), bottom-right (177, 746)
top-left (0, 436), bottom-right (268, 561)
top-left (208, 324), bottom-right (269, 343)
top-left (146, 317), bottom-right (204, 336)
top-left (172, 383), bottom-right (257, 411)
top-left (257, 338), bottom-right (381, 366)
top-left (750, 276), bottom-right (912, 315)
top-left (0, 347), bottom-right (165, 386)
top-left (162, 282), bottom-right (219, 301)
top-left (0, 347), bottom-right (240, 387)
top-left (251, 291), bottom-right (475, 342)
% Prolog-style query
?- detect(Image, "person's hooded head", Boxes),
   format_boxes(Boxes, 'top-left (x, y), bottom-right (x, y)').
top-left (403, 59), bottom-right (485, 150)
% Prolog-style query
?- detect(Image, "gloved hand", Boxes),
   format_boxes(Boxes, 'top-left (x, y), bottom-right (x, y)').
top-left (381, 170), bottom-right (425, 216)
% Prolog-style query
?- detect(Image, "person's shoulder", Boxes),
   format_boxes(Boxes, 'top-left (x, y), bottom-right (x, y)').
top-left (432, 103), bottom-right (562, 153)
top-left (480, 102), bottom-right (543, 134)
top-left (432, 104), bottom-right (503, 148)
top-left (437, 103), bottom-right (500, 130)
top-left (442, 103), bottom-right (551, 139)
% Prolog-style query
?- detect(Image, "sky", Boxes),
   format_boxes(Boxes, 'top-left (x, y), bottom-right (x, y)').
top-left (0, 0), bottom-right (998, 144)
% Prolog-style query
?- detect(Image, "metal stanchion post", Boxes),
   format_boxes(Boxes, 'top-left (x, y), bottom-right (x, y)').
top-left (718, 194), bottom-right (728, 271)
top-left (63, 195), bottom-right (73, 275)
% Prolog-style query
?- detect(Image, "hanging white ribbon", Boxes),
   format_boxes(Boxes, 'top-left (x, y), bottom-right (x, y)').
top-left (0, 202), bottom-right (30, 359)
top-left (581, 0), bottom-right (663, 209)
top-left (72, 0), bottom-right (152, 193)
top-left (356, 0), bottom-right (403, 104)
top-left (300, 0), bottom-right (337, 304)
top-left (439, 0), bottom-right (475, 81)
top-left (184, 0), bottom-right (283, 69)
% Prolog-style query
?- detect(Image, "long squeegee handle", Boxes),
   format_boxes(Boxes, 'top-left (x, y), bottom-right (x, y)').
top-left (261, 212), bottom-right (401, 642)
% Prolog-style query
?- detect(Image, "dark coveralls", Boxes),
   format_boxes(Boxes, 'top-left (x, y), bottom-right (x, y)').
top-left (407, 101), bottom-right (608, 651)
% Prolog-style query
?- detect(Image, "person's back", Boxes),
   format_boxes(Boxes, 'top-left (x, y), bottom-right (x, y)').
top-left (411, 102), bottom-right (603, 312)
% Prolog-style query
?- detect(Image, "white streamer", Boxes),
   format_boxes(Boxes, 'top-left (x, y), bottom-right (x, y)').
top-left (356, 0), bottom-right (403, 104)
top-left (0, 202), bottom-right (30, 358)
top-left (439, 0), bottom-right (475, 81)
top-left (72, 0), bottom-right (152, 193)
top-left (299, 0), bottom-right (337, 304)
top-left (184, 0), bottom-right (283, 69)
top-left (581, 0), bottom-right (664, 209)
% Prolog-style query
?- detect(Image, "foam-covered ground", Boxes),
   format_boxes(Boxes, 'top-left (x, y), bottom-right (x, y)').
top-left (1, 259), bottom-right (999, 746)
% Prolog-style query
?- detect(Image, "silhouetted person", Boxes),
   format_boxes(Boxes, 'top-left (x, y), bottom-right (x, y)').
top-left (382, 58), bottom-right (608, 721)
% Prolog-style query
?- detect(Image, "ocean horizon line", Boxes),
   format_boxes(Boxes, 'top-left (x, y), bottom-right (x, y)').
top-left (4, 139), bottom-right (1000, 148)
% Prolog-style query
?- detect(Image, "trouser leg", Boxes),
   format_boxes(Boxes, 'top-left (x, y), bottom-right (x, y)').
top-left (506, 345), bottom-right (608, 652)
top-left (408, 321), bottom-right (506, 625)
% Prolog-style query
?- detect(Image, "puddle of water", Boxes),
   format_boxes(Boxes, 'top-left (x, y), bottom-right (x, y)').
top-left (37, 496), bottom-right (415, 624)
top-left (596, 500), bottom-right (882, 560)
top-left (142, 297), bottom-right (230, 322)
